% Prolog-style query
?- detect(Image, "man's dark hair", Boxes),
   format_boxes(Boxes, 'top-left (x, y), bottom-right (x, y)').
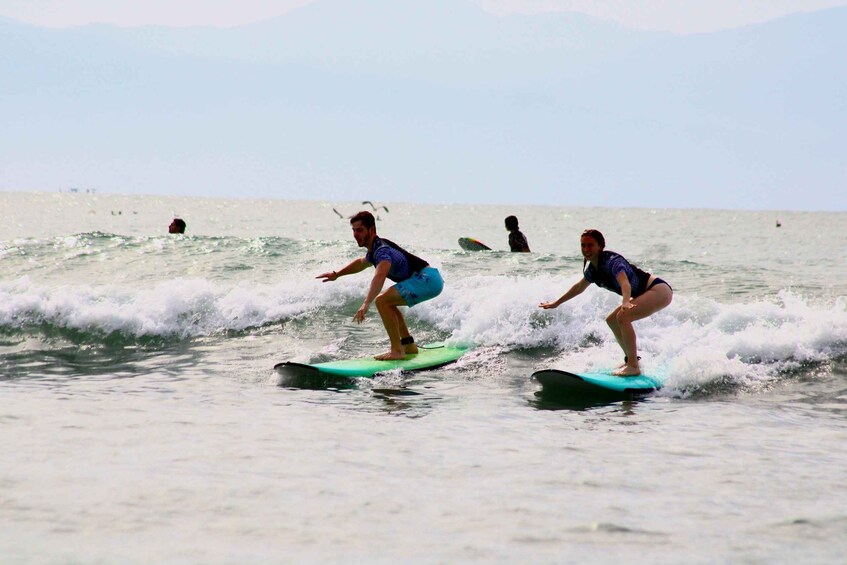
top-left (505, 215), bottom-right (519, 231)
top-left (350, 210), bottom-right (376, 229)
top-left (171, 218), bottom-right (186, 233)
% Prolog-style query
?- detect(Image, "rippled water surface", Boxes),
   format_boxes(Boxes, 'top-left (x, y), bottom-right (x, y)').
top-left (2, 192), bottom-right (846, 563)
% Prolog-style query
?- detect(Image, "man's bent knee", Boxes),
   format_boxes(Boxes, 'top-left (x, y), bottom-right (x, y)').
top-left (375, 293), bottom-right (393, 311)
top-left (375, 289), bottom-right (405, 310)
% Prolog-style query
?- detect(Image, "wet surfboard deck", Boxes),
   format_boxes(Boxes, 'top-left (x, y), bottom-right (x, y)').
top-left (532, 368), bottom-right (664, 399)
top-left (458, 237), bottom-right (492, 251)
top-left (276, 343), bottom-right (468, 388)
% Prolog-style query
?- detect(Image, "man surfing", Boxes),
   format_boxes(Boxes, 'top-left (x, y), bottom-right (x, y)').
top-left (316, 211), bottom-right (444, 360)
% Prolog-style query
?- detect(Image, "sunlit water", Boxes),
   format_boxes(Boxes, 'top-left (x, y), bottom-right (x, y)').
top-left (2, 192), bottom-right (846, 563)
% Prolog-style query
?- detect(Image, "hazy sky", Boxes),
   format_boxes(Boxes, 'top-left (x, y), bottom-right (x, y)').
top-left (3, 0), bottom-right (844, 210)
top-left (3, 0), bottom-right (847, 33)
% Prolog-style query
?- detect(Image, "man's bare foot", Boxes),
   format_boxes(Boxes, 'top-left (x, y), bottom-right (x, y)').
top-left (374, 350), bottom-right (407, 361)
top-left (400, 336), bottom-right (417, 355)
top-left (613, 366), bottom-right (641, 376)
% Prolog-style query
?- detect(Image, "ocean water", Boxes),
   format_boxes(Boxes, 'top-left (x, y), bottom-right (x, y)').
top-left (1, 191), bottom-right (846, 563)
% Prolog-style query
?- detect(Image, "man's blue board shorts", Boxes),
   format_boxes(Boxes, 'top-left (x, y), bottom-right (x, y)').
top-left (395, 267), bottom-right (443, 307)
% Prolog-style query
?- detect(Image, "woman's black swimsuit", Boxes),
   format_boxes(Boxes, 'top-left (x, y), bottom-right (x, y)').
top-left (645, 277), bottom-right (672, 293)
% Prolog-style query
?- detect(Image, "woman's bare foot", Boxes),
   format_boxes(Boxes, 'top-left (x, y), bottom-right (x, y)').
top-left (613, 365), bottom-right (641, 376)
top-left (615, 356), bottom-right (640, 372)
top-left (374, 350), bottom-right (406, 361)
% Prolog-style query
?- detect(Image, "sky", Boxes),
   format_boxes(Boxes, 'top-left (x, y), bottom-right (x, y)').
top-left (2, 1), bottom-right (844, 210)
top-left (2, 0), bottom-right (847, 33)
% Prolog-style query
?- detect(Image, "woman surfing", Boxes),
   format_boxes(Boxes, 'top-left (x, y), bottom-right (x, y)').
top-left (539, 229), bottom-right (673, 376)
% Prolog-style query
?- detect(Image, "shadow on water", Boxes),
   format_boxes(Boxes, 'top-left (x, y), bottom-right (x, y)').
top-left (529, 388), bottom-right (650, 412)
top-left (278, 370), bottom-right (443, 418)
top-left (369, 387), bottom-right (437, 418)
top-left (277, 373), bottom-right (361, 390)
top-left (371, 388), bottom-right (423, 397)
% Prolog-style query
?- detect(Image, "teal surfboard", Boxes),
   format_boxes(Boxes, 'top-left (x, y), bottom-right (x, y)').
top-left (276, 343), bottom-right (468, 388)
top-left (532, 369), bottom-right (663, 399)
top-left (458, 237), bottom-right (491, 251)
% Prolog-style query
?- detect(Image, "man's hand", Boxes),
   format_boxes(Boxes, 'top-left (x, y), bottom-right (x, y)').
top-left (316, 271), bottom-right (338, 282)
top-left (353, 304), bottom-right (368, 323)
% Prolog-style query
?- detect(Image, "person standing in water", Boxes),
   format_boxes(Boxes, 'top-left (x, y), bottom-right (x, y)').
top-left (505, 215), bottom-right (530, 252)
top-left (539, 229), bottom-right (672, 376)
top-left (316, 211), bottom-right (444, 360)
top-left (168, 218), bottom-right (186, 234)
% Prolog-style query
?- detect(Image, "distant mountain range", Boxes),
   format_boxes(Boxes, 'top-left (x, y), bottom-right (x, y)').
top-left (1, 0), bottom-right (845, 210)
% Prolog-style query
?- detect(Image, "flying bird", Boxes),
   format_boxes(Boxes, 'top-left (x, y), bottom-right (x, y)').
top-left (362, 201), bottom-right (389, 213)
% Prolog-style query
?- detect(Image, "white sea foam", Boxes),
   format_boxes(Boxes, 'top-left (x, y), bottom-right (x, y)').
top-left (414, 275), bottom-right (847, 392)
top-left (2, 272), bottom-right (846, 392)
top-left (0, 276), bottom-right (357, 339)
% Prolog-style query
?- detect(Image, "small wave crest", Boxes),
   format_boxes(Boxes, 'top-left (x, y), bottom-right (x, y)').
top-left (0, 276), bottom-right (361, 343)
top-left (3, 274), bottom-right (846, 393)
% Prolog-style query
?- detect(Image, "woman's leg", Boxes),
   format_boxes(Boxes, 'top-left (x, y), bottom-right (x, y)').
top-left (612, 284), bottom-right (673, 376)
top-left (605, 307), bottom-right (627, 368)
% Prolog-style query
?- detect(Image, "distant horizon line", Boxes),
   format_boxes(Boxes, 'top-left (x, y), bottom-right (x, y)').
top-left (0, 188), bottom-right (835, 214)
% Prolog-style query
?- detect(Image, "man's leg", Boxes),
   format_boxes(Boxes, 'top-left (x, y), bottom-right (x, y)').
top-left (377, 267), bottom-right (442, 358)
top-left (373, 287), bottom-right (409, 360)
top-left (394, 309), bottom-right (418, 354)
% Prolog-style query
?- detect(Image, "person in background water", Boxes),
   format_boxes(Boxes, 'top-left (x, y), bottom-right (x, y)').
top-left (316, 211), bottom-right (444, 360)
top-left (169, 218), bottom-right (186, 234)
top-left (539, 229), bottom-right (672, 376)
top-left (505, 215), bottom-right (530, 252)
